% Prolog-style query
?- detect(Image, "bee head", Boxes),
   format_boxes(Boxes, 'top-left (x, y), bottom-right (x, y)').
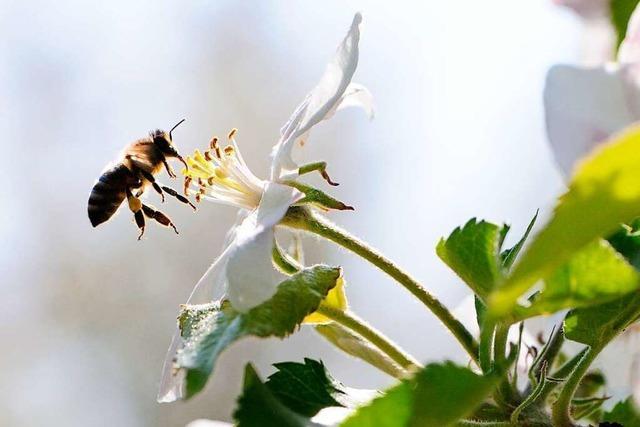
top-left (151, 119), bottom-right (188, 168)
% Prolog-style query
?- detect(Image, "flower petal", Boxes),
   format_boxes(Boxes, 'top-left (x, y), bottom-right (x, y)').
top-left (544, 64), bottom-right (640, 177)
top-left (226, 182), bottom-right (302, 312)
top-left (553, 0), bottom-right (609, 20)
top-left (270, 13), bottom-right (369, 180)
top-left (157, 245), bottom-right (233, 403)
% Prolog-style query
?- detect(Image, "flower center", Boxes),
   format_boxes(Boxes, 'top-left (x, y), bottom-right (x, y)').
top-left (183, 129), bottom-right (265, 210)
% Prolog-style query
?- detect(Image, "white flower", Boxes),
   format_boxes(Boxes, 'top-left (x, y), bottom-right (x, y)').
top-left (158, 13), bottom-right (373, 403)
top-left (553, 0), bottom-right (610, 20)
top-left (544, 3), bottom-right (640, 177)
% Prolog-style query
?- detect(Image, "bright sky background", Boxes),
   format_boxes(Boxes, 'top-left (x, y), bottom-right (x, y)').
top-left (0, 1), bottom-right (608, 425)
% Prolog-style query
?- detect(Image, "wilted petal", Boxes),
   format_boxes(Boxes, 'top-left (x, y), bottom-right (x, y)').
top-left (157, 245), bottom-right (233, 403)
top-left (271, 13), bottom-right (368, 180)
top-left (226, 182), bottom-right (302, 312)
top-left (544, 64), bottom-right (640, 177)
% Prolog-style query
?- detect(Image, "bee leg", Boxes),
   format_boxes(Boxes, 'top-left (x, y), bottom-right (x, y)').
top-left (135, 210), bottom-right (146, 240)
top-left (161, 185), bottom-right (197, 210)
top-left (137, 169), bottom-right (165, 203)
top-left (142, 204), bottom-right (179, 234)
top-left (163, 159), bottom-right (176, 178)
top-left (126, 188), bottom-right (146, 240)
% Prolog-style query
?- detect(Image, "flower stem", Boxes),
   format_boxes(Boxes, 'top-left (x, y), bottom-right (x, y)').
top-left (551, 347), bottom-right (600, 427)
top-left (315, 304), bottom-right (421, 372)
top-left (283, 207), bottom-right (479, 363)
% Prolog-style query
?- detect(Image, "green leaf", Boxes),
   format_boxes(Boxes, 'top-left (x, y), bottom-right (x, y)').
top-left (341, 380), bottom-right (414, 427)
top-left (342, 362), bottom-right (498, 427)
top-left (410, 363), bottom-right (499, 426)
top-left (489, 126), bottom-right (640, 319)
top-left (564, 292), bottom-right (640, 347)
top-left (608, 217), bottom-right (640, 269)
top-left (265, 358), bottom-right (359, 417)
top-left (521, 240), bottom-right (640, 318)
top-left (611, 0), bottom-right (640, 48)
top-left (176, 265), bottom-right (341, 398)
top-left (603, 398), bottom-right (640, 427)
top-left (437, 214), bottom-right (537, 300)
top-left (501, 211), bottom-right (538, 270)
top-left (436, 219), bottom-right (505, 298)
top-left (234, 364), bottom-right (313, 427)
top-left (315, 323), bottom-right (405, 379)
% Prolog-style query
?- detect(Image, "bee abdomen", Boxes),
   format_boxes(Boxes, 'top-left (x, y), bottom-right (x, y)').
top-left (88, 164), bottom-right (131, 227)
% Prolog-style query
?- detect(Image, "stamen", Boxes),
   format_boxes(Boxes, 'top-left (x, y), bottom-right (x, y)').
top-left (183, 177), bottom-right (191, 196)
top-left (228, 128), bottom-right (237, 140)
top-left (224, 146), bottom-right (235, 156)
top-left (204, 150), bottom-right (213, 161)
top-left (207, 177), bottom-right (215, 186)
top-left (195, 193), bottom-right (201, 203)
top-left (210, 137), bottom-right (221, 158)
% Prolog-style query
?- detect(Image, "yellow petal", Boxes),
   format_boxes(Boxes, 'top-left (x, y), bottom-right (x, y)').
top-left (304, 277), bottom-right (347, 324)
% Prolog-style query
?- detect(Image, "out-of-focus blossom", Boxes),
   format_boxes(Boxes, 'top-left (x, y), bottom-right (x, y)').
top-left (186, 420), bottom-right (232, 427)
top-left (158, 13), bottom-right (372, 403)
top-left (544, 3), bottom-right (640, 177)
top-left (554, 0), bottom-right (610, 20)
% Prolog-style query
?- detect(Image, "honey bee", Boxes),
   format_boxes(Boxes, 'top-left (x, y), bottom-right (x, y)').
top-left (88, 119), bottom-right (196, 239)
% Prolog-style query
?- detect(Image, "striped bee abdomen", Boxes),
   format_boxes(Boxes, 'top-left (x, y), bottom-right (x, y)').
top-left (88, 163), bottom-right (134, 227)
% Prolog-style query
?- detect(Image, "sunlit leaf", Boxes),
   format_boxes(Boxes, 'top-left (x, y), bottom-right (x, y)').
top-left (342, 362), bottom-right (498, 427)
top-left (176, 266), bottom-right (341, 398)
top-left (520, 240), bottom-right (640, 318)
top-left (436, 219), bottom-right (505, 298)
top-left (489, 126), bottom-right (640, 318)
top-left (564, 292), bottom-right (640, 347)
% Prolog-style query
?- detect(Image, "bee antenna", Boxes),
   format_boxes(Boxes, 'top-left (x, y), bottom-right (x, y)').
top-left (169, 118), bottom-right (186, 140)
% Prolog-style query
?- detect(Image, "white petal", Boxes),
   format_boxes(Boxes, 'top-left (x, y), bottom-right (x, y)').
top-left (633, 353), bottom-right (640, 407)
top-left (619, 3), bottom-right (640, 64)
top-left (226, 182), bottom-right (302, 312)
top-left (544, 64), bottom-right (640, 178)
top-left (554, 0), bottom-right (609, 20)
top-left (332, 83), bottom-right (375, 120)
top-left (157, 245), bottom-right (233, 403)
top-left (271, 13), bottom-right (369, 180)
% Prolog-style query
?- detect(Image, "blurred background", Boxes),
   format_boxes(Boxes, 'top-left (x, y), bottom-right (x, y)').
top-left (0, 0), bottom-right (619, 425)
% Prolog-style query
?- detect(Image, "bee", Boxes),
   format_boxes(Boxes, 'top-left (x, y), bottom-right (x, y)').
top-left (88, 119), bottom-right (196, 240)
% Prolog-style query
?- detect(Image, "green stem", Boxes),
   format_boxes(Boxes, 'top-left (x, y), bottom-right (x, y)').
top-left (534, 347), bottom-right (589, 405)
top-left (456, 421), bottom-right (512, 427)
top-left (551, 347), bottom-right (600, 427)
top-left (283, 207), bottom-right (479, 363)
top-left (272, 239), bottom-right (421, 374)
top-left (315, 304), bottom-right (421, 372)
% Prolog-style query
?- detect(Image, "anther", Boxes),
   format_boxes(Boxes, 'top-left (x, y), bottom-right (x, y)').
top-left (228, 128), bottom-right (237, 140)
top-left (224, 146), bottom-right (235, 156)
top-left (204, 150), bottom-right (213, 161)
top-left (183, 177), bottom-right (192, 196)
top-left (195, 193), bottom-right (201, 203)
top-left (207, 177), bottom-right (215, 185)
top-left (210, 137), bottom-right (221, 158)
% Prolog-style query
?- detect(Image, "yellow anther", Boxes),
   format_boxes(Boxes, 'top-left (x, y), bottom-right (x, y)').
top-left (207, 177), bottom-right (215, 185)
top-left (224, 146), bottom-right (235, 156)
